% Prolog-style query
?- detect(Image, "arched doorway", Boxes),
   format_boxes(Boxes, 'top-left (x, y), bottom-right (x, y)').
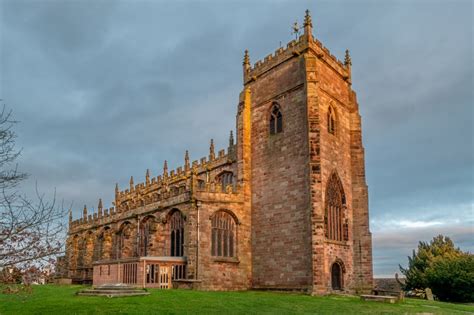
top-left (331, 262), bottom-right (343, 290)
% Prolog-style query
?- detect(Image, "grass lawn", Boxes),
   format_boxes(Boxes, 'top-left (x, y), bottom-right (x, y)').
top-left (0, 285), bottom-right (473, 315)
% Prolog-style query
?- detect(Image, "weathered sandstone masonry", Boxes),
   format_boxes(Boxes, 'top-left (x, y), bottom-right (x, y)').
top-left (65, 10), bottom-right (373, 294)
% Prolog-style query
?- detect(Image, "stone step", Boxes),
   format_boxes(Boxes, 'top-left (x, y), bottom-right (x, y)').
top-left (81, 290), bottom-right (145, 294)
top-left (95, 285), bottom-right (138, 291)
top-left (77, 291), bottom-right (150, 297)
top-left (360, 295), bottom-right (398, 304)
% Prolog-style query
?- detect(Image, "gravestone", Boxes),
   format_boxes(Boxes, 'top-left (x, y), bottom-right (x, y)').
top-left (425, 288), bottom-right (434, 301)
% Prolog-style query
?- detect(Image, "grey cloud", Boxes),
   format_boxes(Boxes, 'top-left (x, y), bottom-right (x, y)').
top-left (1, 0), bottom-right (472, 277)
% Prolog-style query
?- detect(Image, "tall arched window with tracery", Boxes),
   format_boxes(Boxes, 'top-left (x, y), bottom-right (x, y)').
top-left (328, 106), bottom-right (336, 135)
top-left (211, 211), bottom-right (237, 257)
top-left (94, 233), bottom-right (104, 262)
top-left (269, 104), bottom-right (283, 135)
top-left (170, 210), bottom-right (184, 256)
top-left (116, 222), bottom-right (134, 259)
top-left (139, 217), bottom-right (153, 256)
top-left (325, 172), bottom-right (348, 241)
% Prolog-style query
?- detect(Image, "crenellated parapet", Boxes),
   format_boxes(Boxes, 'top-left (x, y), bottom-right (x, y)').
top-left (69, 134), bottom-right (239, 233)
top-left (243, 10), bottom-right (350, 85)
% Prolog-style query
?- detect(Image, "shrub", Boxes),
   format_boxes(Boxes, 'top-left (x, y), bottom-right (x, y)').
top-left (399, 235), bottom-right (463, 291)
top-left (400, 235), bottom-right (473, 302)
top-left (425, 254), bottom-right (474, 302)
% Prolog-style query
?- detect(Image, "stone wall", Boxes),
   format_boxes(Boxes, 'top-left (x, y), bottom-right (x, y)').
top-left (246, 48), bottom-right (312, 290)
top-left (65, 10), bottom-right (373, 294)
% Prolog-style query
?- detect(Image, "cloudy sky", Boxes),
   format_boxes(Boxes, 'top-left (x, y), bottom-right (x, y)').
top-left (1, 0), bottom-right (472, 277)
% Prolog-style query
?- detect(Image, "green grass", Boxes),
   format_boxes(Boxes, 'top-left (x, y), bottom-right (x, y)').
top-left (0, 285), bottom-right (473, 315)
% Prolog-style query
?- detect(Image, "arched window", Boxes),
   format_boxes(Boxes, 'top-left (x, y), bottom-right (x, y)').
top-left (170, 211), bottom-right (184, 257)
top-left (328, 106), bottom-right (336, 134)
top-left (331, 262), bottom-right (343, 290)
top-left (77, 238), bottom-right (86, 268)
top-left (94, 227), bottom-right (111, 261)
top-left (116, 222), bottom-right (134, 259)
top-left (269, 104), bottom-right (283, 135)
top-left (216, 171), bottom-right (234, 192)
top-left (211, 211), bottom-right (237, 257)
top-left (139, 217), bottom-right (153, 256)
top-left (69, 235), bottom-right (79, 269)
top-left (84, 232), bottom-right (94, 265)
top-left (325, 172), bottom-right (347, 241)
top-left (94, 233), bottom-right (104, 262)
top-left (197, 179), bottom-right (206, 190)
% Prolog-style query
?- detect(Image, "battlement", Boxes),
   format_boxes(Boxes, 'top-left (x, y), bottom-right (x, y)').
top-left (244, 15), bottom-right (349, 84)
top-left (69, 138), bottom-right (238, 231)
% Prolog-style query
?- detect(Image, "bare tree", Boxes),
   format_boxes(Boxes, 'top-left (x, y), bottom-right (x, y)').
top-left (0, 106), bottom-right (67, 275)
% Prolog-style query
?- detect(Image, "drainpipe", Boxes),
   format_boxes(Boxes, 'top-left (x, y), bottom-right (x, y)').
top-left (196, 200), bottom-right (200, 280)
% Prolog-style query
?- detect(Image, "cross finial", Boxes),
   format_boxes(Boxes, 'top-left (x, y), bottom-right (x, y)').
top-left (344, 49), bottom-right (352, 67)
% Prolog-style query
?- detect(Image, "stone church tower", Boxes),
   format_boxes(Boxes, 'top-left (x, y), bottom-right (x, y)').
top-left (240, 10), bottom-right (373, 293)
top-left (65, 10), bottom-right (373, 294)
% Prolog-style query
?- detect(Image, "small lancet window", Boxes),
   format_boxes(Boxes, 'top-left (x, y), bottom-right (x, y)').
top-left (328, 106), bottom-right (336, 135)
top-left (269, 105), bottom-right (283, 135)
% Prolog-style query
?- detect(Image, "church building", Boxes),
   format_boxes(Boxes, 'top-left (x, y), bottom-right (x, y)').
top-left (65, 10), bottom-right (373, 294)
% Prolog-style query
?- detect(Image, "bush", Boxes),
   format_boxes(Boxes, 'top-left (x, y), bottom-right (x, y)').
top-left (425, 254), bottom-right (474, 302)
top-left (400, 235), bottom-right (462, 291)
top-left (400, 235), bottom-right (473, 302)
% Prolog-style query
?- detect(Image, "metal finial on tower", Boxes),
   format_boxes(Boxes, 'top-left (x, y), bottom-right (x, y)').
top-left (83, 205), bottom-right (88, 218)
top-left (292, 21), bottom-right (300, 39)
top-left (344, 49), bottom-right (352, 67)
top-left (229, 130), bottom-right (234, 147)
top-left (115, 183), bottom-right (119, 196)
top-left (209, 139), bottom-right (215, 160)
top-left (69, 209), bottom-right (73, 223)
top-left (184, 150), bottom-right (190, 171)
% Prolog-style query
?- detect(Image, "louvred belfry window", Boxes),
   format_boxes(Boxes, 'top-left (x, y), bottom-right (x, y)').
top-left (325, 172), bottom-right (347, 241)
top-left (211, 211), bottom-right (236, 257)
top-left (269, 105), bottom-right (283, 135)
